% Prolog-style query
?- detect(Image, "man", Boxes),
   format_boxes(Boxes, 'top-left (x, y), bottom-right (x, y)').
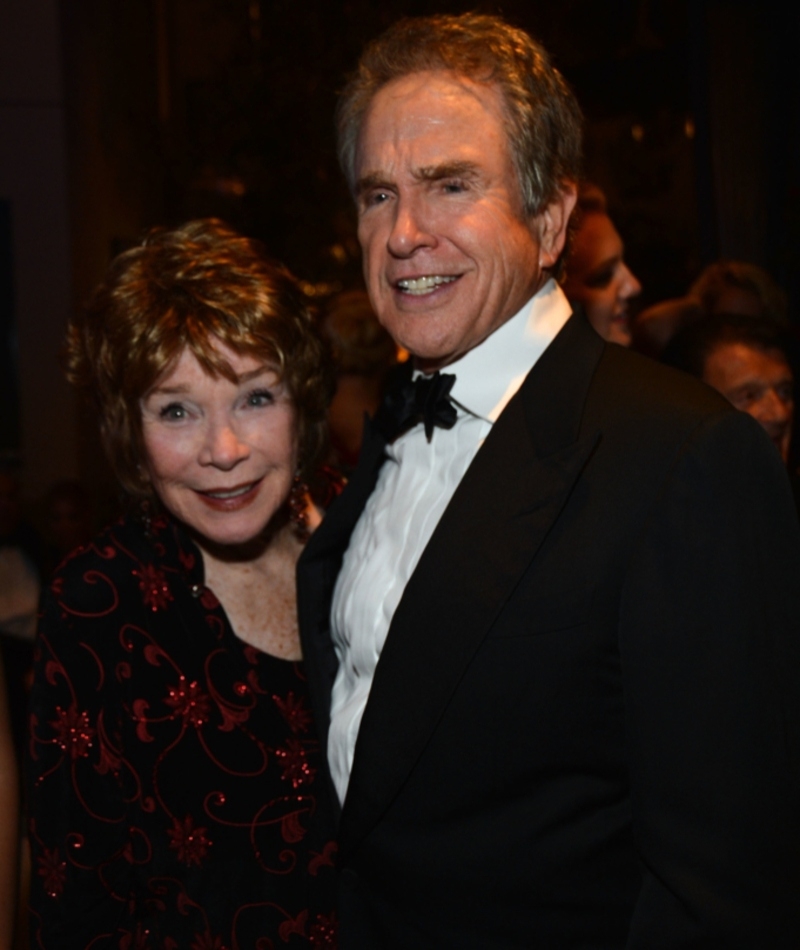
top-left (561, 182), bottom-right (642, 346)
top-left (665, 313), bottom-right (794, 464)
top-left (298, 14), bottom-right (800, 948)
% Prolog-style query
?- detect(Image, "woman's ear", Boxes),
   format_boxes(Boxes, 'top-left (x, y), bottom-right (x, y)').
top-left (534, 182), bottom-right (578, 270)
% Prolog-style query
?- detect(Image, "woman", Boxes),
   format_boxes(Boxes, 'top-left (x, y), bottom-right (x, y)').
top-left (27, 220), bottom-right (339, 948)
top-left (561, 182), bottom-right (642, 347)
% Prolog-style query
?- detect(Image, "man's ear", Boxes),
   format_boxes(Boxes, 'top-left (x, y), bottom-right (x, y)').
top-left (534, 182), bottom-right (578, 270)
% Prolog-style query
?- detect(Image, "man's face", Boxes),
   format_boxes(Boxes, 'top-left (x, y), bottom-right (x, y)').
top-left (354, 70), bottom-right (574, 370)
top-left (561, 212), bottom-right (641, 347)
top-left (703, 341), bottom-right (794, 463)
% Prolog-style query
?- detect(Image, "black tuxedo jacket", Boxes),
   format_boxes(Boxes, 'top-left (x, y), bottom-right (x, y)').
top-left (298, 312), bottom-right (800, 948)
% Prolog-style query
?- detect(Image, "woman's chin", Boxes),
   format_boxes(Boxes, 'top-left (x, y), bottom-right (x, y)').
top-left (182, 507), bottom-right (293, 563)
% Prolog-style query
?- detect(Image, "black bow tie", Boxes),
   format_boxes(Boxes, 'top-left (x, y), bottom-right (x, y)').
top-left (381, 370), bottom-right (458, 442)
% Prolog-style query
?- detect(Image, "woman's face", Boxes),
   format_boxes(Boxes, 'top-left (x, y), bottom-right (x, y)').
top-left (562, 212), bottom-right (641, 346)
top-left (140, 342), bottom-right (297, 550)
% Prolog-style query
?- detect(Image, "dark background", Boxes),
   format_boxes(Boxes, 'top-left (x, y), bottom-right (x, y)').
top-left (2, 0), bottom-right (799, 495)
top-left (60, 0), bottom-right (800, 306)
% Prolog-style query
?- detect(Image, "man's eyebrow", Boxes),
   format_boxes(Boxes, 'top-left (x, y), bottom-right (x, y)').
top-left (414, 161), bottom-right (481, 182)
top-left (355, 172), bottom-right (392, 199)
top-left (355, 161), bottom-right (481, 197)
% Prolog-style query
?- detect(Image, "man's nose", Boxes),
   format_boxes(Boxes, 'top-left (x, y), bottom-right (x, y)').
top-left (387, 195), bottom-right (436, 257)
top-left (199, 418), bottom-right (249, 469)
top-left (761, 388), bottom-right (793, 423)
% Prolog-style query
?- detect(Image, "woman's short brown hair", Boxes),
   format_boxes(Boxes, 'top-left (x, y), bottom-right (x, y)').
top-left (67, 219), bottom-right (334, 498)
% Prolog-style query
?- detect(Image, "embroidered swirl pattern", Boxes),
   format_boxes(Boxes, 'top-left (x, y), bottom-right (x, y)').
top-left (28, 515), bottom-right (337, 949)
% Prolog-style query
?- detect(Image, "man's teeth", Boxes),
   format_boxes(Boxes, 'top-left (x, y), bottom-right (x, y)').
top-left (396, 275), bottom-right (457, 295)
top-left (204, 484), bottom-right (254, 499)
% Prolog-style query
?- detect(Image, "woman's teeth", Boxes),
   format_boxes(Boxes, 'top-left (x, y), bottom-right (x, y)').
top-left (203, 483), bottom-right (255, 499)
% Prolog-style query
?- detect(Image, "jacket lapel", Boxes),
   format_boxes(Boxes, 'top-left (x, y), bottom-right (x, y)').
top-left (339, 312), bottom-right (605, 856)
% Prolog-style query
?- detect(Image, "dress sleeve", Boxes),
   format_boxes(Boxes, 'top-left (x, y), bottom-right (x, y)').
top-left (620, 409), bottom-right (800, 948)
top-left (27, 564), bottom-right (134, 948)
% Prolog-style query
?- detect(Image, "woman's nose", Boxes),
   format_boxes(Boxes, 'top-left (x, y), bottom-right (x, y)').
top-left (199, 418), bottom-right (249, 469)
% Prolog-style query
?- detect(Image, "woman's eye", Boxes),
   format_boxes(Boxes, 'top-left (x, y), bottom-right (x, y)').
top-left (245, 388), bottom-right (274, 408)
top-left (584, 267), bottom-right (615, 290)
top-left (159, 402), bottom-right (187, 421)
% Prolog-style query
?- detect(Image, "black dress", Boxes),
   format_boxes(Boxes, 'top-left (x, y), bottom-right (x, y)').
top-left (27, 512), bottom-right (338, 949)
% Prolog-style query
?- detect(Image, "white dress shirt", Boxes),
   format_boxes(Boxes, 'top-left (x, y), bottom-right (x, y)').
top-left (328, 279), bottom-right (572, 804)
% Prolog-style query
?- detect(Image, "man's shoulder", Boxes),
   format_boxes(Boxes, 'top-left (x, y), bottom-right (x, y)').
top-left (587, 342), bottom-right (732, 431)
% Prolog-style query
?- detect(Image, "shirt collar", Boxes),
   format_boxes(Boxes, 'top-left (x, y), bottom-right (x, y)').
top-left (416, 279), bottom-right (572, 423)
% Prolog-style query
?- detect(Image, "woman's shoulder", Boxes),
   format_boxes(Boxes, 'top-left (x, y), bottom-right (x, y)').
top-left (46, 514), bottom-right (153, 618)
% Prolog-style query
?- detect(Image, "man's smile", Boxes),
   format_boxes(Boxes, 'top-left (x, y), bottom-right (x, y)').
top-left (395, 275), bottom-right (459, 296)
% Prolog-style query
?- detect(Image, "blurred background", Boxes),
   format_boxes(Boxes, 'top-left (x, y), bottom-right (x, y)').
top-left (1, 0), bottom-right (799, 504)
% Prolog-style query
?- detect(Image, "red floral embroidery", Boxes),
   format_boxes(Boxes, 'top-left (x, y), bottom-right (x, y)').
top-left (309, 912), bottom-right (338, 948)
top-left (164, 676), bottom-right (211, 727)
top-left (275, 738), bottom-right (315, 788)
top-left (190, 932), bottom-right (227, 950)
top-left (281, 810), bottom-right (307, 844)
top-left (273, 692), bottom-right (312, 735)
top-left (308, 840), bottom-right (338, 876)
top-left (278, 909), bottom-right (308, 942)
top-left (200, 588), bottom-right (219, 610)
top-left (37, 846), bottom-right (66, 897)
top-left (167, 815), bottom-right (211, 866)
top-left (134, 563), bottom-right (173, 611)
top-left (119, 923), bottom-right (152, 949)
top-left (50, 705), bottom-right (94, 759)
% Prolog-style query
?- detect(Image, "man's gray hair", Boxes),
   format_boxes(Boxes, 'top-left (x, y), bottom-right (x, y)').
top-left (336, 12), bottom-right (583, 218)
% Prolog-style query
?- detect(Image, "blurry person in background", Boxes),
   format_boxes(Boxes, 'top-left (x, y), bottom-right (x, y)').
top-left (690, 260), bottom-right (788, 323)
top-left (561, 182), bottom-right (642, 346)
top-left (0, 464), bottom-right (40, 643)
top-left (665, 313), bottom-right (795, 465)
top-left (27, 219), bottom-right (338, 947)
top-left (43, 478), bottom-right (94, 575)
top-left (0, 460), bottom-right (40, 777)
top-left (321, 289), bottom-right (398, 473)
top-left (0, 652), bottom-right (19, 950)
top-left (633, 260), bottom-right (788, 358)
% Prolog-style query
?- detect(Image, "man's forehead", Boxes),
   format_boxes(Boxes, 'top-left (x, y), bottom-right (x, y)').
top-left (354, 70), bottom-right (511, 174)
top-left (707, 341), bottom-right (793, 378)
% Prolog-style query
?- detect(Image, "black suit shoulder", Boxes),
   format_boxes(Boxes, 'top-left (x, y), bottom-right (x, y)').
top-left (589, 342), bottom-right (731, 429)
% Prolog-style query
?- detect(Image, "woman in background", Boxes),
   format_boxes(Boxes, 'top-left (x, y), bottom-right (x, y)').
top-left (561, 182), bottom-right (642, 346)
top-left (27, 219), bottom-right (339, 948)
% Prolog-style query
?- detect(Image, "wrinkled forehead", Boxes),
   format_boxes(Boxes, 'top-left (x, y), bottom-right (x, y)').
top-left (706, 340), bottom-right (793, 380)
top-left (355, 69), bottom-right (512, 175)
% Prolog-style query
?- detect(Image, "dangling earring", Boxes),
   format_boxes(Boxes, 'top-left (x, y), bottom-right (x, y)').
top-left (289, 472), bottom-right (310, 542)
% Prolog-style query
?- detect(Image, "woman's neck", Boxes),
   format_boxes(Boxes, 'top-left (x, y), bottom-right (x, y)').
top-left (198, 521), bottom-right (306, 660)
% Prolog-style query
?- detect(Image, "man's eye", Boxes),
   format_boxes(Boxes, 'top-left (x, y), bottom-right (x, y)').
top-left (158, 402), bottom-right (187, 421)
top-left (732, 387), bottom-right (759, 408)
top-left (441, 180), bottom-right (467, 194)
top-left (365, 190), bottom-right (390, 208)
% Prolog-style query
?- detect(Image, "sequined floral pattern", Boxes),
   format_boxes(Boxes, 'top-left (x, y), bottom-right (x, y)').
top-left (28, 514), bottom-right (337, 948)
